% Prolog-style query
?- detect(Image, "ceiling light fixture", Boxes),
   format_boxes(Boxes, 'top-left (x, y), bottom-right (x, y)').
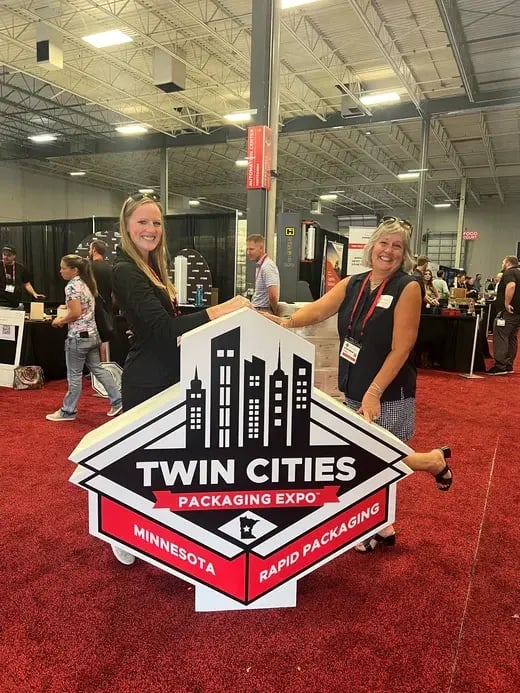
top-left (281, 0), bottom-right (319, 8)
top-left (319, 193), bottom-right (338, 201)
top-left (408, 168), bottom-right (428, 173)
top-left (237, 211), bottom-right (244, 217)
top-left (360, 92), bottom-right (401, 106)
top-left (69, 171), bottom-right (86, 176)
top-left (82, 29), bottom-right (132, 48)
top-left (188, 199), bottom-right (201, 207)
top-left (224, 109), bottom-right (257, 123)
top-left (138, 188), bottom-right (155, 194)
top-left (116, 124), bottom-right (148, 135)
top-left (397, 172), bottom-right (420, 181)
top-left (235, 159), bottom-right (249, 167)
top-left (434, 203), bottom-right (451, 208)
top-left (28, 134), bottom-right (57, 143)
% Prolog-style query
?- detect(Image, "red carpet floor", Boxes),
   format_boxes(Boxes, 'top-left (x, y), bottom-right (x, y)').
top-left (1, 355), bottom-right (519, 693)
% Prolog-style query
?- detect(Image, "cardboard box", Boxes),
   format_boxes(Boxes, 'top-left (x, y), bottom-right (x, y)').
top-left (305, 336), bottom-right (339, 368)
top-left (313, 367), bottom-right (343, 400)
top-left (30, 302), bottom-right (45, 320)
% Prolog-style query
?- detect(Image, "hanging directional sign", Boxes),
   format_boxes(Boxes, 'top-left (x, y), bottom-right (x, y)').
top-left (69, 309), bottom-right (413, 611)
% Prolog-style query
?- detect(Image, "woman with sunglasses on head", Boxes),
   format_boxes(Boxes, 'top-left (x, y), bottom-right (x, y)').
top-left (110, 192), bottom-right (251, 564)
top-left (266, 217), bottom-right (453, 553)
top-left (46, 255), bottom-right (122, 422)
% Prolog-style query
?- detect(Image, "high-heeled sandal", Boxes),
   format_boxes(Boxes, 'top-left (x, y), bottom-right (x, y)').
top-left (435, 445), bottom-right (453, 491)
top-left (354, 532), bottom-right (396, 553)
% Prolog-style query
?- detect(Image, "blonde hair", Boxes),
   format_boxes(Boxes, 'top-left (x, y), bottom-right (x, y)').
top-left (362, 219), bottom-right (414, 273)
top-left (119, 197), bottom-right (176, 301)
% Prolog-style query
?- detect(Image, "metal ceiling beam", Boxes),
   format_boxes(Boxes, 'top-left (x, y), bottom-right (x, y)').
top-left (436, 0), bottom-right (479, 102)
top-left (281, 13), bottom-right (371, 115)
top-left (480, 113), bottom-right (505, 204)
top-left (347, 0), bottom-right (422, 110)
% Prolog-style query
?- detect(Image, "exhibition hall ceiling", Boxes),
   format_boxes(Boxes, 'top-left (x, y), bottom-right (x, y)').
top-left (1, 0), bottom-right (520, 215)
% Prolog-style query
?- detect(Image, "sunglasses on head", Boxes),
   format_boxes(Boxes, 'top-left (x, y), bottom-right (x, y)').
top-left (381, 215), bottom-right (413, 232)
top-left (128, 191), bottom-right (160, 202)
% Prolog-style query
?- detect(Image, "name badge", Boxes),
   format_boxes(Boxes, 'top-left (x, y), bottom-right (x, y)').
top-left (497, 318), bottom-right (506, 327)
top-left (340, 338), bottom-right (361, 364)
top-left (5, 284), bottom-right (15, 294)
top-left (377, 294), bottom-right (393, 309)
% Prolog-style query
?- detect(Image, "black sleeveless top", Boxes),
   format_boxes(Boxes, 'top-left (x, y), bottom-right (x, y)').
top-left (337, 270), bottom-right (417, 402)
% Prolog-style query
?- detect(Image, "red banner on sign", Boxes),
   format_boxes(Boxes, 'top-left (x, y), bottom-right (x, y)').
top-left (153, 485), bottom-right (340, 511)
top-left (247, 488), bottom-right (387, 600)
top-left (246, 125), bottom-right (272, 190)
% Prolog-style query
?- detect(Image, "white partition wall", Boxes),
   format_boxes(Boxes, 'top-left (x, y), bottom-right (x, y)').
top-left (0, 309), bottom-right (25, 388)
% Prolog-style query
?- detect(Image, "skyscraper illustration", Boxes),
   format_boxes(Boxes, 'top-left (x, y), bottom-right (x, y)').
top-left (291, 355), bottom-right (312, 447)
top-left (243, 356), bottom-right (266, 447)
top-left (210, 328), bottom-right (240, 449)
top-left (186, 368), bottom-right (206, 448)
top-left (268, 345), bottom-right (289, 447)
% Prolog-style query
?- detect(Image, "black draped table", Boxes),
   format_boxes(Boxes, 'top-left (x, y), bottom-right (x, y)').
top-left (416, 313), bottom-right (487, 373)
top-left (0, 320), bottom-right (67, 381)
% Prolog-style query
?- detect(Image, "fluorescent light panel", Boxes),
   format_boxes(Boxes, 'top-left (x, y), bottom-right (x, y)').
top-left (360, 92), bottom-right (401, 106)
top-left (281, 0), bottom-right (319, 8)
top-left (224, 111), bottom-right (255, 123)
top-left (116, 124), bottom-right (148, 135)
top-left (188, 199), bottom-right (201, 206)
top-left (138, 188), bottom-right (155, 194)
top-left (82, 29), bottom-right (132, 48)
top-left (28, 134), bottom-right (57, 143)
top-left (397, 172), bottom-right (420, 180)
top-left (319, 193), bottom-right (338, 201)
top-left (434, 203), bottom-right (451, 208)
top-left (235, 159), bottom-right (249, 167)
top-left (69, 171), bottom-right (86, 176)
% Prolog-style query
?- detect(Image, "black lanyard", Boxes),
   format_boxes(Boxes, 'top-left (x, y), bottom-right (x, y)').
top-left (347, 273), bottom-right (389, 339)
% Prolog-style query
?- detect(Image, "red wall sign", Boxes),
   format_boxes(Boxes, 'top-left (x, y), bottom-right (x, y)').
top-left (246, 125), bottom-right (272, 190)
top-left (462, 230), bottom-right (479, 241)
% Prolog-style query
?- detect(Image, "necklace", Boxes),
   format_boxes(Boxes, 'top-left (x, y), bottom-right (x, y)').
top-left (370, 278), bottom-right (382, 291)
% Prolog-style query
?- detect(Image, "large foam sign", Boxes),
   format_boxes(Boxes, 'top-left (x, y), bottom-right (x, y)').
top-left (70, 309), bottom-right (412, 611)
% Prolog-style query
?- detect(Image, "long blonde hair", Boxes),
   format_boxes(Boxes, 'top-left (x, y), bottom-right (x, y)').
top-left (362, 218), bottom-right (414, 273)
top-left (119, 196), bottom-right (176, 301)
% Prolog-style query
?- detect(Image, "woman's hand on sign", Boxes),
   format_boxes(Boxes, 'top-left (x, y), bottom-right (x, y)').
top-left (358, 389), bottom-right (381, 424)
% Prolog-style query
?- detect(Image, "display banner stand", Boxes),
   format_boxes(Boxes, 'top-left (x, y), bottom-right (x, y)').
top-left (460, 314), bottom-right (485, 379)
top-left (70, 309), bottom-right (414, 612)
top-left (0, 309), bottom-right (25, 388)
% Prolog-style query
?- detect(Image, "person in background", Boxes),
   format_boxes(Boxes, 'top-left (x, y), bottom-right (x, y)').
top-left (433, 269), bottom-right (450, 305)
top-left (455, 272), bottom-right (468, 290)
top-left (46, 255), bottom-right (122, 422)
top-left (423, 268), bottom-right (440, 308)
top-left (89, 239), bottom-right (113, 361)
top-left (473, 273), bottom-right (482, 294)
top-left (487, 256), bottom-right (520, 375)
top-left (245, 234), bottom-right (280, 314)
top-left (0, 245), bottom-right (46, 309)
top-left (111, 192), bottom-right (252, 565)
top-left (265, 218), bottom-right (453, 553)
top-left (412, 254), bottom-right (428, 300)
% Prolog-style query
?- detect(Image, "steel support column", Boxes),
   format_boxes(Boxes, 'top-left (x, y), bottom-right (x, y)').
top-left (415, 117), bottom-right (430, 254)
top-left (160, 147), bottom-right (169, 214)
top-left (246, 0), bottom-right (281, 259)
top-left (455, 176), bottom-right (467, 268)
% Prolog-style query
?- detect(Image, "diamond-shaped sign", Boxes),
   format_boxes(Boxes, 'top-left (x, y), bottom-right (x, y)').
top-left (70, 309), bottom-right (412, 611)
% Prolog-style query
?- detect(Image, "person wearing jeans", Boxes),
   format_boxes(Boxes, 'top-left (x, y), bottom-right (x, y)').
top-left (46, 254), bottom-right (122, 421)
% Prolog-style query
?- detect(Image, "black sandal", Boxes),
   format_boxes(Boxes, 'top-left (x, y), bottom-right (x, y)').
top-left (354, 532), bottom-right (396, 553)
top-left (435, 446), bottom-right (453, 491)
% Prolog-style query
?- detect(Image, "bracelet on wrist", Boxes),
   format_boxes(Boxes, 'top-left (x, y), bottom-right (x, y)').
top-left (368, 382), bottom-right (383, 395)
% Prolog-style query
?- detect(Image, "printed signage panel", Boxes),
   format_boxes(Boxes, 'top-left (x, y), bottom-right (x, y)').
top-left (70, 310), bottom-right (413, 612)
top-left (347, 227), bottom-right (376, 275)
top-left (246, 125), bottom-right (272, 190)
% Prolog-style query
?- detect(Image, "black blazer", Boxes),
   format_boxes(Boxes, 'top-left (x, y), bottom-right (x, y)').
top-left (113, 247), bottom-right (210, 393)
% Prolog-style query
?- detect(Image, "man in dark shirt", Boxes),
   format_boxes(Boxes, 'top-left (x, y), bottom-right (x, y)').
top-left (487, 255), bottom-right (520, 375)
top-left (0, 245), bottom-right (45, 309)
top-left (89, 240), bottom-right (113, 360)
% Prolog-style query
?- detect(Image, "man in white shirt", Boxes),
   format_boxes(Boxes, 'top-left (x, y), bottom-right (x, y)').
top-left (246, 234), bottom-right (280, 314)
top-left (432, 270), bottom-right (450, 303)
